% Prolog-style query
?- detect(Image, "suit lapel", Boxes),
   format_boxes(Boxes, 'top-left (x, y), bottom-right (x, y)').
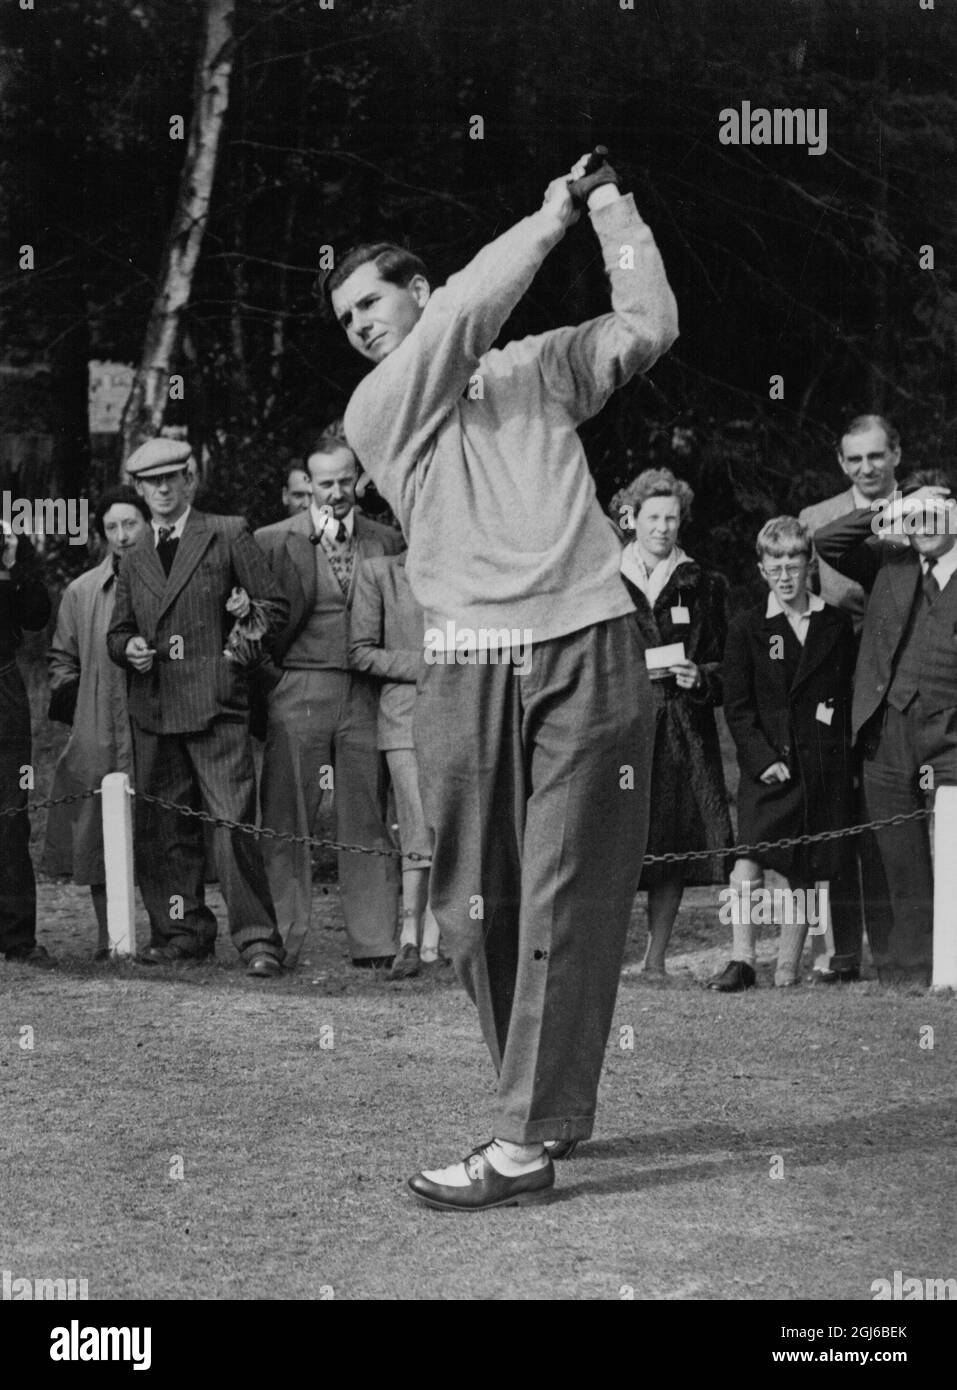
top-left (790, 607), bottom-right (841, 695)
top-left (932, 563), bottom-right (957, 623)
top-left (760, 610), bottom-right (791, 710)
top-left (885, 552), bottom-right (921, 629)
top-left (285, 509), bottom-right (318, 611)
top-left (131, 531), bottom-right (166, 600)
top-left (157, 511), bottom-right (214, 623)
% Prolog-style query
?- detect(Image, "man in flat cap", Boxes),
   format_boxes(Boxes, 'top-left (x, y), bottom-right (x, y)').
top-left (107, 438), bottom-right (289, 977)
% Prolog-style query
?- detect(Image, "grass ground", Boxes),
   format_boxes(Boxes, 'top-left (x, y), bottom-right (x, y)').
top-left (3, 880), bottom-right (955, 1301)
top-left (3, 653), bottom-right (955, 1301)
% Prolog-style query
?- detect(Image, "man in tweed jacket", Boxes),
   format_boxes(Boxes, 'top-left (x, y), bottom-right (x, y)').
top-left (107, 439), bottom-right (288, 976)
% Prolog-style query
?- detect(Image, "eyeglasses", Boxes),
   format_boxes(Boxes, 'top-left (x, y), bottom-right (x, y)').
top-left (762, 562), bottom-right (806, 578)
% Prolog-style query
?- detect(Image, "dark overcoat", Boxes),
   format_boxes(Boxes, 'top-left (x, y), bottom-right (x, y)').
top-left (622, 560), bottom-right (733, 886)
top-left (723, 599), bottom-right (856, 881)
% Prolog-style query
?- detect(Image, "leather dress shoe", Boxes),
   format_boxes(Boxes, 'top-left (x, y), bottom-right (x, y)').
top-left (812, 965), bottom-right (860, 984)
top-left (408, 1142), bottom-right (554, 1212)
top-left (4, 944), bottom-right (57, 969)
top-left (246, 953), bottom-right (282, 978)
top-left (544, 1139), bottom-right (579, 1161)
top-left (137, 942), bottom-right (212, 965)
top-left (389, 943), bottom-right (420, 980)
top-left (352, 955), bottom-right (394, 970)
top-left (707, 959), bottom-right (756, 992)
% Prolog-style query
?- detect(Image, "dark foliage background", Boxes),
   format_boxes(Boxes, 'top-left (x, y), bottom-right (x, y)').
top-left (2, 0), bottom-right (955, 606)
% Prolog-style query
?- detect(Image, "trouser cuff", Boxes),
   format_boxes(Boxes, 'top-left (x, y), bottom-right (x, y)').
top-left (493, 1112), bottom-right (595, 1145)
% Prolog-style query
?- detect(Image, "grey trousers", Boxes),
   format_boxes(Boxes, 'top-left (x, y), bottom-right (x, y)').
top-left (261, 669), bottom-right (399, 958)
top-left (414, 615), bottom-right (652, 1144)
top-left (862, 698), bottom-right (957, 979)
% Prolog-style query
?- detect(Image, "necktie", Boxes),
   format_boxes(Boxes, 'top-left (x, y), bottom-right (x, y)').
top-left (111, 554), bottom-right (122, 577)
top-left (923, 557), bottom-right (939, 605)
top-left (156, 526), bottom-right (178, 576)
top-left (336, 521), bottom-right (347, 543)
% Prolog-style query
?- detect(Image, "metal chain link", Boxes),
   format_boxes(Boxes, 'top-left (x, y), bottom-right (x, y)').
top-left (0, 789), bottom-right (98, 819)
top-left (642, 805), bottom-right (932, 865)
top-left (134, 788), bottom-right (433, 863)
top-left (6, 784), bottom-right (933, 869)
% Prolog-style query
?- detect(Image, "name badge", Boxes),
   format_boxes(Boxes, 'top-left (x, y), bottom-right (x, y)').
top-left (815, 702), bottom-right (834, 726)
top-left (671, 605), bottom-right (690, 625)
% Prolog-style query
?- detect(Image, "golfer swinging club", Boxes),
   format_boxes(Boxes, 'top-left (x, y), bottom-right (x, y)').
top-left (328, 149), bottom-right (678, 1211)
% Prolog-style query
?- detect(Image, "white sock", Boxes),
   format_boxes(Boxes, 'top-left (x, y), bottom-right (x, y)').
top-left (730, 880), bottom-right (760, 966)
top-left (492, 1139), bottom-right (546, 1171)
top-left (421, 1141), bottom-right (547, 1186)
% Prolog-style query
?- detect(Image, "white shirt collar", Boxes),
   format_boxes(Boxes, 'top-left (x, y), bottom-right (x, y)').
top-left (922, 543), bottom-right (957, 590)
top-left (310, 503), bottom-right (355, 542)
top-left (766, 590), bottom-right (825, 621)
top-left (620, 543), bottom-right (690, 605)
top-left (851, 484), bottom-right (897, 511)
top-left (152, 506), bottom-right (190, 543)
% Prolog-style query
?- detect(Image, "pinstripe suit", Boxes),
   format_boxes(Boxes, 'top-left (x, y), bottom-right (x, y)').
top-left (107, 509), bottom-right (289, 959)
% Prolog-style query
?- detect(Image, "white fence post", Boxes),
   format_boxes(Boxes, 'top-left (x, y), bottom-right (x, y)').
top-left (101, 772), bottom-right (136, 958)
top-left (932, 786), bottom-right (957, 990)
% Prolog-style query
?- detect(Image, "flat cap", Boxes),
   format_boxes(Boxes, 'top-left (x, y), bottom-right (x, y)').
top-left (126, 438), bottom-right (192, 479)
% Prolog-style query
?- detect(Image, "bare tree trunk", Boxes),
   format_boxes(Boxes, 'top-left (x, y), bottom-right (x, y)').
top-left (120, 0), bottom-right (236, 468)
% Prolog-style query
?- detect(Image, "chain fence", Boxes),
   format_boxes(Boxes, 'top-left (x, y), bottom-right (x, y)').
top-left (3, 784), bottom-right (935, 867)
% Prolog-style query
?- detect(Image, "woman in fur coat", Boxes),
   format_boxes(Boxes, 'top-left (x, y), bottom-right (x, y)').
top-left (613, 467), bottom-right (733, 978)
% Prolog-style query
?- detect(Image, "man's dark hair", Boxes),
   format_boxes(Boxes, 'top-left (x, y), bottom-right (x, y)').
top-left (93, 485), bottom-right (151, 539)
top-left (302, 418), bottom-right (355, 469)
top-left (837, 413), bottom-right (901, 454)
top-left (317, 243), bottom-right (431, 322)
top-left (899, 467), bottom-right (953, 497)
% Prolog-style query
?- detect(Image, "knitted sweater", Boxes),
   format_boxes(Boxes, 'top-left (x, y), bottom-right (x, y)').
top-left (344, 193), bottom-right (678, 645)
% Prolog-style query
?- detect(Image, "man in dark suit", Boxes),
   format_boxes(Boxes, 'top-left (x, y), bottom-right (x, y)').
top-left (799, 414), bottom-right (903, 983)
top-left (255, 422), bottom-right (403, 967)
top-left (816, 469), bottom-right (957, 986)
top-left (0, 528), bottom-right (53, 966)
top-left (107, 438), bottom-right (289, 977)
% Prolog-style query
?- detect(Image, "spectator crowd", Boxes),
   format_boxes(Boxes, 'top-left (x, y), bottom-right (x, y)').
top-left (0, 412), bottom-right (945, 992)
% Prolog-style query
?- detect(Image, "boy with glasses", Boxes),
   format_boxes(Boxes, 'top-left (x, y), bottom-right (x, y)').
top-left (709, 518), bottom-right (857, 991)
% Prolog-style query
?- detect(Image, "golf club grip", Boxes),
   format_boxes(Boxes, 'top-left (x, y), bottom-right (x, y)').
top-left (581, 145), bottom-right (610, 176)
